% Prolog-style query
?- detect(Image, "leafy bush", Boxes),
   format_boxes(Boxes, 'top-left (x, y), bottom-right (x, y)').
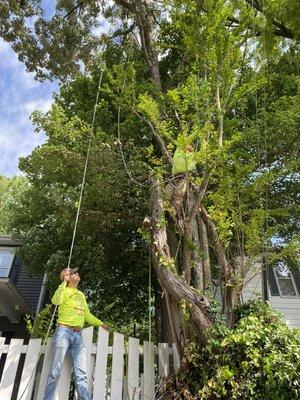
top-left (24, 304), bottom-right (55, 342)
top-left (181, 300), bottom-right (300, 399)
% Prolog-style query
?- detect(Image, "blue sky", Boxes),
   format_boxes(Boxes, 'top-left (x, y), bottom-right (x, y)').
top-left (0, 38), bottom-right (57, 177)
top-left (0, 2), bottom-right (111, 178)
top-left (0, 0), bottom-right (56, 178)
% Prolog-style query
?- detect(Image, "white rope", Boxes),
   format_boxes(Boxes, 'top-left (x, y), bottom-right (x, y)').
top-left (17, 65), bottom-right (105, 400)
top-left (67, 66), bottom-right (104, 267)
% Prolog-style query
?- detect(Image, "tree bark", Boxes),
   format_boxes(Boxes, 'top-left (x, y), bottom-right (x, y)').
top-left (198, 214), bottom-right (211, 291)
top-left (200, 207), bottom-right (239, 326)
top-left (150, 178), bottom-right (213, 336)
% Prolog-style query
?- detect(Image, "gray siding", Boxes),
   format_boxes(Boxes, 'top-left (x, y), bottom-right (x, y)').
top-left (242, 265), bottom-right (300, 329)
top-left (15, 265), bottom-right (43, 313)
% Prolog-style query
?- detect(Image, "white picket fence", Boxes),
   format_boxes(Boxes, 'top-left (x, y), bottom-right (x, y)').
top-left (0, 327), bottom-right (180, 400)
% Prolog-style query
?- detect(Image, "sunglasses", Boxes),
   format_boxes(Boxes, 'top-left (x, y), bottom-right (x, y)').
top-left (68, 268), bottom-right (79, 275)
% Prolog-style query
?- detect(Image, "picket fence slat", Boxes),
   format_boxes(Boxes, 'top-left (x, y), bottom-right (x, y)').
top-left (111, 332), bottom-right (124, 400)
top-left (128, 337), bottom-right (139, 400)
top-left (93, 327), bottom-right (109, 400)
top-left (158, 343), bottom-right (169, 378)
top-left (0, 338), bottom-right (23, 400)
top-left (0, 328), bottom-right (180, 400)
top-left (56, 352), bottom-right (72, 400)
top-left (17, 338), bottom-right (42, 400)
top-left (82, 326), bottom-right (94, 393)
top-left (34, 337), bottom-right (53, 400)
top-left (140, 373), bottom-right (144, 400)
top-left (143, 341), bottom-right (155, 400)
top-left (122, 376), bottom-right (128, 400)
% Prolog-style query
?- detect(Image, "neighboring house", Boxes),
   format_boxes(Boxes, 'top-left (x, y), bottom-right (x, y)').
top-left (242, 261), bottom-right (300, 328)
top-left (0, 234), bottom-right (47, 340)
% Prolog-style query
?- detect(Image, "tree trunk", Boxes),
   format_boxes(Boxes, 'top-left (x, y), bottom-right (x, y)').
top-left (154, 282), bottom-right (173, 343)
top-left (150, 178), bottom-right (213, 340)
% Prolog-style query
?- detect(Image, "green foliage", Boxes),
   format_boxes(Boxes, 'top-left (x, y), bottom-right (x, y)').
top-left (5, 67), bottom-right (151, 331)
top-left (0, 175), bottom-right (29, 234)
top-left (0, 0), bottom-right (299, 351)
top-left (181, 300), bottom-right (300, 399)
top-left (24, 304), bottom-right (55, 342)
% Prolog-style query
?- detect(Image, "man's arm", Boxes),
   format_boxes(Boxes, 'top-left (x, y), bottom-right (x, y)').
top-left (52, 281), bottom-right (67, 305)
top-left (52, 269), bottom-right (70, 305)
top-left (83, 296), bottom-right (104, 327)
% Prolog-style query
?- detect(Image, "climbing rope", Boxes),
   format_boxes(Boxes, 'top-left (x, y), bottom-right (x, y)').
top-left (17, 64), bottom-right (105, 400)
top-left (44, 64), bottom-right (105, 348)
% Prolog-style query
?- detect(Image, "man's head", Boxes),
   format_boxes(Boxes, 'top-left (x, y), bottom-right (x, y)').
top-left (60, 267), bottom-right (80, 286)
top-left (185, 144), bottom-right (194, 152)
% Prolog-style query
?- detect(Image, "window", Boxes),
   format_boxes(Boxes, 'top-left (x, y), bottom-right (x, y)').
top-left (274, 262), bottom-right (298, 297)
top-left (0, 250), bottom-right (14, 278)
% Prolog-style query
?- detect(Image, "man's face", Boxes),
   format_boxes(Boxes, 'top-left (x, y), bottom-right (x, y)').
top-left (68, 271), bottom-right (80, 284)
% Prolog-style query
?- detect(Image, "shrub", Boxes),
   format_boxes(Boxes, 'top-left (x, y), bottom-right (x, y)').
top-left (24, 304), bottom-right (55, 342)
top-left (182, 300), bottom-right (300, 399)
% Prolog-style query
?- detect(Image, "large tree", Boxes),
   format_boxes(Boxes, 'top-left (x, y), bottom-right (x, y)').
top-left (1, 0), bottom-right (299, 353)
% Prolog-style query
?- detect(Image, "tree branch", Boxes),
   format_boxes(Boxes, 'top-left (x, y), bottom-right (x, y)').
top-left (114, 0), bottom-right (135, 13)
top-left (110, 22), bottom-right (136, 39)
top-left (133, 109), bottom-right (173, 165)
top-left (63, 2), bottom-right (84, 19)
top-left (245, 0), bottom-right (295, 39)
top-left (200, 206), bottom-right (229, 275)
top-left (164, 51), bottom-right (188, 91)
top-left (189, 167), bottom-right (213, 221)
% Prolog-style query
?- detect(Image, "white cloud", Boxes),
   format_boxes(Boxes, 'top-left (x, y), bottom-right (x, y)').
top-left (24, 99), bottom-right (52, 114)
top-left (0, 39), bottom-right (57, 177)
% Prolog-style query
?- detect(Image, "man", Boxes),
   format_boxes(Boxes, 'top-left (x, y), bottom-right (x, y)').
top-left (171, 144), bottom-right (196, 176)
top-left (43, 268), bottom-right (109, 400)
top-left (166, 144), bottom-right (197, 218)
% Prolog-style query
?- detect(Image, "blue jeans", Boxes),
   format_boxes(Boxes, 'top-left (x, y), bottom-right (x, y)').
top-left (43, 326), bottom-right (91, 400)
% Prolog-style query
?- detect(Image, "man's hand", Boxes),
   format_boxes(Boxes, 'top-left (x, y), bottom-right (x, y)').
top-left (102, 323), bottom-right (111, 331)
top-left (63, 268), bottom-right (71, 282)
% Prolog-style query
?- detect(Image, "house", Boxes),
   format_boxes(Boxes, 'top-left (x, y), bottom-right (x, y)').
top-left (0, 234), bottom-right (47, 340)
top-left (242, 260), bottom-right (300, 328)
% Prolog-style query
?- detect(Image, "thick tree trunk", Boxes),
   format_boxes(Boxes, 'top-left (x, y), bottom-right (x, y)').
top-left (154, 282), bottom-right (173, 343)
top-left (150, 178), bottom-right (213, 341)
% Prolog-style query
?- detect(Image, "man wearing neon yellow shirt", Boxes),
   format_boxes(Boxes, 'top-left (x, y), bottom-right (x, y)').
top-left (43, 268), bottom-right (109, 400)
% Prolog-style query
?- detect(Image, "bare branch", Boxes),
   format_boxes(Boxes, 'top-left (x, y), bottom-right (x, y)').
top-left (189, 167), bottom-right (213, 221)
top-left (110, 22), bottom-right (136, 39)
top-left (63, 2), bottom-right (84, 19)
top-left (164, 52), bottom-right (188, 91)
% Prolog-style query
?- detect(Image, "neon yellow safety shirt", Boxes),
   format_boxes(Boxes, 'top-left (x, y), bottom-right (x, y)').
top-left (172, 148), bottom-right (196, 176)
top-left (52, 282), bottom-right (103, 328)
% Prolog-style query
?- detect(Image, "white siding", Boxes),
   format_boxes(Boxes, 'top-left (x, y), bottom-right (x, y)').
top-left (241, 263), bottom-right (300, 328)
top-left (241, 263), bottom-right (262, 302)
top-left (269, 297), bottom-right (300, 328)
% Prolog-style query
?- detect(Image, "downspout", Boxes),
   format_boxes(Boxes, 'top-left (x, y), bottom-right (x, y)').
top-left (262, 255), bottom-right (269, 302)
top-left (34, 273), bottom-right (48, 320)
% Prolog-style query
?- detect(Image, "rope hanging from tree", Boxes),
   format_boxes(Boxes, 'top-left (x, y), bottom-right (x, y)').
top-left (18, 64), bottom-right (105, 400)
